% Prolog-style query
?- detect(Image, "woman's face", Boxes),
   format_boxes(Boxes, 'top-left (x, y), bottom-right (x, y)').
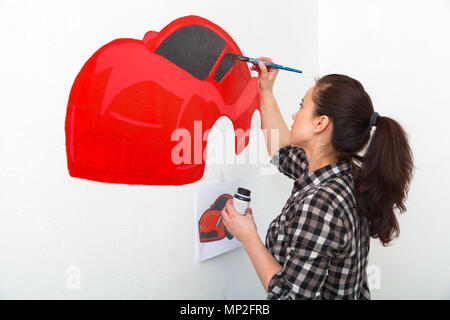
top-left (289, 86), bottom-right (316, 148)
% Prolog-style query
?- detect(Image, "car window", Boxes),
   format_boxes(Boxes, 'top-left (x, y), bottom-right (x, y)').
top-left (213, 49), bottom-right (235, 82)
top-left (211, 196), bottom-right (229, 210)
top-left (155, 25), bottom-right (226, 80)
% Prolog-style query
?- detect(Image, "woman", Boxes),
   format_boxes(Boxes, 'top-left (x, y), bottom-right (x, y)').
top-left (221, 58), bottom-right (414, 300)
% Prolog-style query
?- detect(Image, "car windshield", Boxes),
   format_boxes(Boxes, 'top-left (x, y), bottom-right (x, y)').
top-left (211, 196), bottom-right (229, 210)
top-left (213, 48), bottom-right (234, 82)
top-left (155, 25), bottom-right (227, 80)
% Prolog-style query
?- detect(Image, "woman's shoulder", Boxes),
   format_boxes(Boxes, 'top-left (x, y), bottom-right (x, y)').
top-left (270, 145), bottom-right (309, 180)
top-left (295, 174), bottom-right (356, 219)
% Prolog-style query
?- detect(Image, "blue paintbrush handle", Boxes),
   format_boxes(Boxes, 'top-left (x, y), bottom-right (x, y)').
top-left (248, 58), bottom-right (303, 74)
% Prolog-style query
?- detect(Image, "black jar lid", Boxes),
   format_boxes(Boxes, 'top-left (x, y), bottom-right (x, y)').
top-left (237, 187), bottom-right (251, 197)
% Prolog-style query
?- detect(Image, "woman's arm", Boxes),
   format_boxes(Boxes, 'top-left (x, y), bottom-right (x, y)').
top-left (221, 199), bottom-right (282, 292)
top-left (260, 91), bottom-right (291, 157)
top-left (244, 233), bottom-right (283, 292)
top-left (252, 58), bottom-right (291, 157)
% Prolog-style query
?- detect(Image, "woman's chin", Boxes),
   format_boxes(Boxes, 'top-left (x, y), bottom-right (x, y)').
top-left (289, 135), bottom-right (298, 147)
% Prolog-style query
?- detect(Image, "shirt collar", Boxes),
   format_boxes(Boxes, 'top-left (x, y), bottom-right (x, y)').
top-left (295, 159), bottom-right (353, 193)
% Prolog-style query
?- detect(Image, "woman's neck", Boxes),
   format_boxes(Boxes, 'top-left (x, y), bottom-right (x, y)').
top-left (304, 148), bottom-right (338, 175)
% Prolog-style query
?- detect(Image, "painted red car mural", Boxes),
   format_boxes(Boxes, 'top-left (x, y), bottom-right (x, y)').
top-left (65, 15), bottom-right (260, 185)
top-left (198, 194), bottom-right (234, 242)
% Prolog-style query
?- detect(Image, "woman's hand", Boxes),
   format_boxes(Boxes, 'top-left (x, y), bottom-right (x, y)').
top-left (250, 57), bottom-right (279, 94)
top-left (221, 199), bottom-right (258, 245)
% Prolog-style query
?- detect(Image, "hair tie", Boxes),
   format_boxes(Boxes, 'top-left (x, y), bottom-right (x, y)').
top-left (369, 112), bottom-right (380, 128)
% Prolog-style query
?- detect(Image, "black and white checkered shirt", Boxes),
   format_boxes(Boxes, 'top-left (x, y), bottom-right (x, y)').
top-left (265, 145), bottom-right (371, 299)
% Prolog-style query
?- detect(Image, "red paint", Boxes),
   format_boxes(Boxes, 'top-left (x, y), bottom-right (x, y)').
top-left (65, 15), bottom-right (260, 185)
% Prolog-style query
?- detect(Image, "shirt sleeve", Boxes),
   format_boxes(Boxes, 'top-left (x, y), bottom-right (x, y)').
top-left (270, 145), bottom-right (308, 180)
top-left (266, 190), bottom-right (347, 300)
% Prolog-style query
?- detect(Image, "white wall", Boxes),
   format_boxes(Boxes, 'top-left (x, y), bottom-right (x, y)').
top-left (0, 0), bottom-right (318, 299)
top-left (3, 0), bottom-right (445, 300)
top-left (318, 0), bottom-right (450, 299)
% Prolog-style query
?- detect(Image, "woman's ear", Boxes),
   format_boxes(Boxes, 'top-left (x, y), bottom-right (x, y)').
top-left (314, 115), bottom-right (330, 134)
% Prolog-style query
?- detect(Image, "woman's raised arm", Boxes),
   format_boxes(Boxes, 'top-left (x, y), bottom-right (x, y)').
top-left (251, 58), bottom-right (291, 157)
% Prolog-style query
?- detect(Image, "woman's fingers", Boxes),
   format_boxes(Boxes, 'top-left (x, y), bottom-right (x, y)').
top-left (221, 207), bottom-right (230, 223)
top-left (222, 216), bottom-right (228, 228)
top-left (259, 62), bottom-right (268, 77)
top-left (256, 56), bottom-right (274, 63)
top-left (221, 199), bottom-right (233, 220)
top-left (250, 57), bottom-right (274, 73)
top-left (226, 199), bottom-right (239, 217)
top-left (257, 57), bottom-right (276, 72)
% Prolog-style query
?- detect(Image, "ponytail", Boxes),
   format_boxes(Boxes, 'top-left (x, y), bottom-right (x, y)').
top-left (312, 74), bottom-right (414, 246)
top-left (354, 116), bottom-right (414, 246)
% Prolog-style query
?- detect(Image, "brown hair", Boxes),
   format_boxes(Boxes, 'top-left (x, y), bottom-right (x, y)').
top-left (312, 74), bottom-right (414, 246)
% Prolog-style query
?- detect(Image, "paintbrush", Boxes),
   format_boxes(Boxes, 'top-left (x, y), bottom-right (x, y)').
top-left (226, 53), bottom-right (302, 74)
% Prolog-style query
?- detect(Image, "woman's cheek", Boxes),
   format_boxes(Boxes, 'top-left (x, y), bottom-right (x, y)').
top-left (290, 124), bottom-right (302, 146)
top-left (291, 124), bottom-right (311, 147)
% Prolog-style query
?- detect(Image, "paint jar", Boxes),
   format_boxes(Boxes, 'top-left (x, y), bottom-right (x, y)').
top-left (233, 187), bottom-right (251, 215)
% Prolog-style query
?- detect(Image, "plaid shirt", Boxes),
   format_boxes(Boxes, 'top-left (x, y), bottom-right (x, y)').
top-left (265, 145), bottom-right (371, 300)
